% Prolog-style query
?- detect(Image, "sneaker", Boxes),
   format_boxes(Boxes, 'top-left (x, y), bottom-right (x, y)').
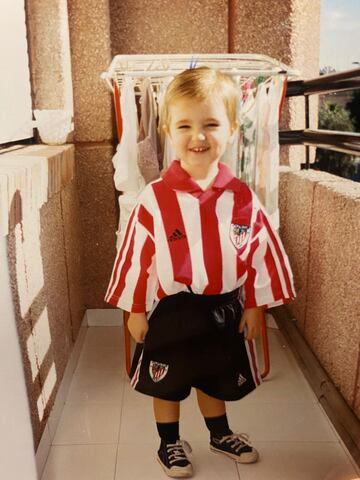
top-left (210, 432), bottom-right (259, 463)
top-left (157, 439), bottom-right (193, 478)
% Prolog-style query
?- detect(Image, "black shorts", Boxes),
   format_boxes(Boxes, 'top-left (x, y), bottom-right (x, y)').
top-left (129, 289), bottom-right (262, 402)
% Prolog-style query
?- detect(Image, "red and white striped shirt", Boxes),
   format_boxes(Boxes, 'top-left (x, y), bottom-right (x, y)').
top-left (105, 160), bottom-right (295, 313)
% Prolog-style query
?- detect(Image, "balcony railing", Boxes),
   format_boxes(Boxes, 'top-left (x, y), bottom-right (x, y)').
top-left (279, 67), bottom-right (360, 166)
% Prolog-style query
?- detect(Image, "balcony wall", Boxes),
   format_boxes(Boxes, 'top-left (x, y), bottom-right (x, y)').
top-left (1, 146), bottom-right (85, 449)
top-left (279, 168), bottom-right (360, 419)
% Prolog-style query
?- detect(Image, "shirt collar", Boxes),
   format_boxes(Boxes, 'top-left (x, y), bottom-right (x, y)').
top-left (162, 160), bottom-right (242, 193)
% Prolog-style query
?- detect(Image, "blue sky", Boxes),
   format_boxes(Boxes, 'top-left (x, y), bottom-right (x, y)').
top-left (320, 0), bottom-right (360, 70)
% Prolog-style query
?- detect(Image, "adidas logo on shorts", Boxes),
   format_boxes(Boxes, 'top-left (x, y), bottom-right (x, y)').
top-left (237, 374), bottom-right (247, 386)
top-left (168, 228), bottom-right (186, 242)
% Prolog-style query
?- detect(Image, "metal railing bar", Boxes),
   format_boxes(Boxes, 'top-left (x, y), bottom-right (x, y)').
top-left (305, 96), bottom-right (310, 168)
top-left (287, 78), bottom-right (360, 97)
top-left (279, 129), bottom-right (360, 156)
top-left (304, 67), bottom-right (360, 86)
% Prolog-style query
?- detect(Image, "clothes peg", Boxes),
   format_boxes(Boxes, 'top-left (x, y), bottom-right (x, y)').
top-left (189, 57), bottom-right (199, 69)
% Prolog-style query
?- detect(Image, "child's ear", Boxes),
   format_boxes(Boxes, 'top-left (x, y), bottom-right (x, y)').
top-left (162, 124), bottom-right (170, 137)
top-left (228, 121), bottom-right (239, 144)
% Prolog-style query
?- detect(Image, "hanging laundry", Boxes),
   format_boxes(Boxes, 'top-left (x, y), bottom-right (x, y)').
top-left (111, 77), bottom-right (145, 248)
top-left (221, 124), bottom-right (240, 175)
top-left (112, 77), bottom-right (145, 193)
top-left (116, 191), bottom-right (139, 249)
top-left (112, 80), bottom-right (123, 143)
top-left (239, 86), bottom-right (258, 189)
top-left (254, 81), bottom-right (271, 208)
top-left (138, 79), bottom-right (162, 184)
top-left (252, 76), bottom-right (285, 229)
top-left (265, 76), bottom-right (285, 229)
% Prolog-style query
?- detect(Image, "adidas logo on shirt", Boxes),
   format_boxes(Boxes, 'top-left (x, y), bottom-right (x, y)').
top-left (168, 228), bottom-right (187, 242)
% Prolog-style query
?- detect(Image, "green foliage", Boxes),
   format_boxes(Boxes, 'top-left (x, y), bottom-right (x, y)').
top-left (346, 89), bottom-right (360, 132)
top-left (318, 101), bottom-right (354, 132)
top-left (314, 101), bottom-right (359, 181)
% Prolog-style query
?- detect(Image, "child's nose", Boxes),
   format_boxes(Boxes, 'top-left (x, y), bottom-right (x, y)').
top-left (194, 132), bottom-right (206, 141)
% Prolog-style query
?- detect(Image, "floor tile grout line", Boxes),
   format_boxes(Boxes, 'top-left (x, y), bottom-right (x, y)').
top-left (112, 362), bottom-right (128, 479)
top-left (49, 442), bottom-right (119, 447)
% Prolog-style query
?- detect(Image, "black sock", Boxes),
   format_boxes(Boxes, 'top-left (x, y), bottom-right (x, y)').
top-left (204, 413), bottom-right (232, 438)
top-left (156, 421), bottom-right (180, 444)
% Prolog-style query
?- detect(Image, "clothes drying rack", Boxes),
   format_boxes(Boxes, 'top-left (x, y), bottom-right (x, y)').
top-left (101, 53), bottom-right (299, 91)
top-left (101, 53), bottom-right (300, 380)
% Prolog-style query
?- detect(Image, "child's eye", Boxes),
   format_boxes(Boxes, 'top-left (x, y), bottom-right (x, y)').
top-left (206, 123), bottom-right (219, 128)
top-left (178, 125), bottom-right (190, 129)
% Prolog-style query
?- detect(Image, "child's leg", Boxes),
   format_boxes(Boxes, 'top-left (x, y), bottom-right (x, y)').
top-left (195, 389), bottom-right (232, 437)
top-left (196, 388), bottom-right (225, 417)
top-left (153, 397), bottom-right (180, 443)
top-left (153, 397), bottom-right (180, 422)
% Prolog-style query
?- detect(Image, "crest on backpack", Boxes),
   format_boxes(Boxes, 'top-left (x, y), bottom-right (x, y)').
top-left (149, 360), bottom-right (169, 383)
top-left (230, 224), bottom-right (250, 250)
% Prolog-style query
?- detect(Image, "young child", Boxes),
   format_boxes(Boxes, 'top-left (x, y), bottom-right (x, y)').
top-left (105, 67), bottom-right (295, 478)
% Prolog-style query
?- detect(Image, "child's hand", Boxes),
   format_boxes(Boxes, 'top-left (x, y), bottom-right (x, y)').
top-left (239, 307), bottom-right (264, 341)
top-left (127, 312), bottom-right (149, 343)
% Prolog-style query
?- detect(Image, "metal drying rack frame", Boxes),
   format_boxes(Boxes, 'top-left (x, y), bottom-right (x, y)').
top-left (101, 53), bottom-right (300, 92)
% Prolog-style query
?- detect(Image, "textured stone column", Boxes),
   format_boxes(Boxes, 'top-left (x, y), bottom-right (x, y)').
top-left (26, 0), bottom-right (73, 112)
top-left (76, 145), bottom-right (118, 307)
top-left (109, 0), bottom-right (228, 54)
top-left (67, 0), bottom-right (117, 308)
top-left (67, 0), bottom-right (113, 142)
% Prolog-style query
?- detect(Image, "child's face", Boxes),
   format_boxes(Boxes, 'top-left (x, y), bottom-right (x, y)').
top-left (165, 96), bottom-right (236, 173)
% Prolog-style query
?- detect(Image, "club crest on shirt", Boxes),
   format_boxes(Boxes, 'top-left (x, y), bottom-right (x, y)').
top-left (149, 361), bottom-right (169, 383)
top-left (230, 224), bottom-right (251, 250)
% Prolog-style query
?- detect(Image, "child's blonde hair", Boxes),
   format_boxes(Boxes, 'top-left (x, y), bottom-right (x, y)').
top-left (159, 66), bottom-right (239, 147)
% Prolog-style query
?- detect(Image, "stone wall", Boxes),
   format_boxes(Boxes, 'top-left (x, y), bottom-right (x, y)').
top-left (2, 146), bottom-right (85, 449)
top-left (279, 169), bottom-right (360, 419)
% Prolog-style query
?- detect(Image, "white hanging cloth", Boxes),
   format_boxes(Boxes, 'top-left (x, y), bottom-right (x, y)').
top-left (137, 78), bottom-right (162, 183)
top-left (116, 191), bottom-right (139, 249)
top-left (112, 77), bottom-right (145, 193)
top-left (254, 76), bottom-right (285, 229)
top-left (111, 77), bottom-right (145, 249)
top-left (239, 88), bottom-right (258, 188)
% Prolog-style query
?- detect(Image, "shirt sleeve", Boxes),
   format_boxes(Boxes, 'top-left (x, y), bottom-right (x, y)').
top-left (243, 192), bottom-right (296, 309)
top-left (104, 200), bottom-right (157, 313)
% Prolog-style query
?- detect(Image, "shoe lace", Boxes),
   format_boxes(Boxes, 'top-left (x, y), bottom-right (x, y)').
top-left (218, 433), bottom-right (253, 453)
top-left (167, 440), bottom-right (192, 465)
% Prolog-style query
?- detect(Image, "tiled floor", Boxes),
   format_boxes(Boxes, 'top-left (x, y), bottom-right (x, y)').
top-left (41, 324), bottom-right (360, 480)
